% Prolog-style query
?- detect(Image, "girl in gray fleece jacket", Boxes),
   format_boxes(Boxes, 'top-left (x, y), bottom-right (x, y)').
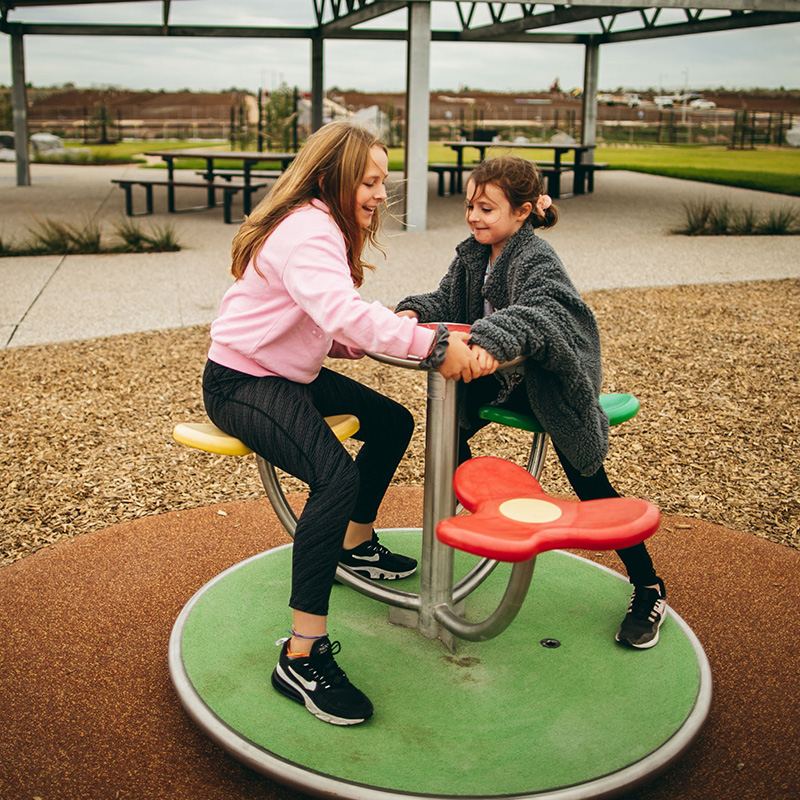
top-left (396, 156), bottom-right (667, 650)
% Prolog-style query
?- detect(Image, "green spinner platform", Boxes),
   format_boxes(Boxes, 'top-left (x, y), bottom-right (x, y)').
top-left (169, 529), bottom-right (711, 800)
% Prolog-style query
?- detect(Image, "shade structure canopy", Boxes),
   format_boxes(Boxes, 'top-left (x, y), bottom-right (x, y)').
top-left (3, 0), bottom-right (799, 226)
top-left (3, 0), bottom-right (798, 40)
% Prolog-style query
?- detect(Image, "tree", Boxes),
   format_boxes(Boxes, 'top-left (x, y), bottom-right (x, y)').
top-left (0, 89), bottom-right (12, 130)
top-left (261, 82), bottom-right (298, 150)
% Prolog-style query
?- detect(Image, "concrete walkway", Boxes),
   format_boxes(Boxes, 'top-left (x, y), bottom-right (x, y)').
top-left (2, 161), bottom-right (798, 349)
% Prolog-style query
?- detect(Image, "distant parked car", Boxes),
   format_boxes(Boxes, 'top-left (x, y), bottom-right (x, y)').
top-left (690, 99), bottom-right (717, 110)
top-left (0, 130), bottom-right (15, 161)
top-left (30, 132), bottom-right (64, 152)
top-left (653, 96), bottom-right (674, 109)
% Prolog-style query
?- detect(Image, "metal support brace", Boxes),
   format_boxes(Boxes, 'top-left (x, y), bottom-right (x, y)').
top-left (10, 26), bottom-right (30, 186)
top-left (403, 2), bottom-right (431, 232)
top-left (581, 40), bottom-right (600, 160)
top-left (310, 35), bottom-right (324, 133)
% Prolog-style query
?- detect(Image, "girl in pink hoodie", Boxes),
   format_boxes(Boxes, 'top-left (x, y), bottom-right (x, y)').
top-left (203, 121), bottom-right (479, 725)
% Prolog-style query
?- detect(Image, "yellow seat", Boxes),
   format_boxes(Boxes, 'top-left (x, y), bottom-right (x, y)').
top-left (172, 414), bottom-right (360, 456)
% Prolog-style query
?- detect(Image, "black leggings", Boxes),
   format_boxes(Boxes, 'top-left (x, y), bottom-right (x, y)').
top-left (459, 376), bottom-right (658, 587)
top-left (202, 360), bottom-right (414, 616)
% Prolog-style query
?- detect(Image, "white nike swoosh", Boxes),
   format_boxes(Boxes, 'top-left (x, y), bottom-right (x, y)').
top-left (351, 553), bottom-right (380, 562)
top-left (289, 666), bottom-right (317, 692)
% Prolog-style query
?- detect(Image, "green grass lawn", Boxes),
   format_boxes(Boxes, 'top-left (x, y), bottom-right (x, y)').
top-left (595, 146), bottom-right (799, 196)
top-left (67, 140), bottom-right (799, 196)
top-left (63, 140), bottom-right (229, 165)
top-left (388, 144), bottom-right (800, 196)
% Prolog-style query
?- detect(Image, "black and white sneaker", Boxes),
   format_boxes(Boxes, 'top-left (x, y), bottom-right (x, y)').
top-left (615, 578), bottom-right (667, 649)
top-left (340, 533), bottom-right (417, 580)
top-left (271, 636), bottom-right (373, 726)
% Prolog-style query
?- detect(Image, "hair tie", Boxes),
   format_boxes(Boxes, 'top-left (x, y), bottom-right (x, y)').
top-left (535, 195), bottom-right (552, 216)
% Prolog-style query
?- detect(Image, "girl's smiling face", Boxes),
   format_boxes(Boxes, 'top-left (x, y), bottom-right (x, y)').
top-left (354, 145), bottom-right (389, 229)
top-left (465, 179), bottom-right (532, 262)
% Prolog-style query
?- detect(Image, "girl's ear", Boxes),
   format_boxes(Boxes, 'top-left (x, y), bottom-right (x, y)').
top-left (517, 202), bottom-right (533, 221)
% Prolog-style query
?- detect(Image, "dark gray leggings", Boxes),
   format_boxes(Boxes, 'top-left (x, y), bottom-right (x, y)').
top-left (203, 360), bottom-right (414, 616)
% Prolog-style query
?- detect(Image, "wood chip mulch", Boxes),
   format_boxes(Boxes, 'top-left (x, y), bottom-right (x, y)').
top-left (1, 279), bottom-right (798, 567)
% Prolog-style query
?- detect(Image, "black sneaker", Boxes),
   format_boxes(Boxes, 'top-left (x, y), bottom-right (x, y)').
top-left (271, 636), bottom-right (373, 726)
top-left (615, 578), bottom-right (667, 649)
top-left (340, 533), bottom-right (417, 580)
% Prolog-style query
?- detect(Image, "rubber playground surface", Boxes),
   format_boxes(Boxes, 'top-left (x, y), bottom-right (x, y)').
top-left (1, 488), bottom-right (799, 800)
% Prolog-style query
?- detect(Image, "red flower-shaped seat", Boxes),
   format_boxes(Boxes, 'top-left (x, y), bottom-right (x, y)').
top-left (437, 457), bottom-right (661, 563)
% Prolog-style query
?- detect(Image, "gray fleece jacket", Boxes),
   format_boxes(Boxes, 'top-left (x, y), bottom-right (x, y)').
top-left (395, 223), bottom-right (609, 476)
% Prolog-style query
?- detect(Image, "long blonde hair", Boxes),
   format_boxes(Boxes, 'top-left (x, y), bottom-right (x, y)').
top-left (230, 121), bottom-right (385, 287)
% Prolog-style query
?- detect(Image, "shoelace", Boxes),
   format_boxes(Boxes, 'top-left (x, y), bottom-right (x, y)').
top-left (629, 587), bottom-right (662, 621)
top-left (298, 641), bottom-right (349, 690)
top-left (367, 540), bottom-right (391, 556)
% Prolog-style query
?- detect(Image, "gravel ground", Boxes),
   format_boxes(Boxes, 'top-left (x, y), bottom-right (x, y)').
top-left (1, 278), bottom-right (798, 567)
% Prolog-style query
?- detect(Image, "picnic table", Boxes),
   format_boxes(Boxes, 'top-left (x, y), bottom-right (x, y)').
top-left (441, 140), bottom-right (606, 199)
top-left (112, 149), bottom-right (296, 222)
top-left (142, 148), bottom-right (297, 216)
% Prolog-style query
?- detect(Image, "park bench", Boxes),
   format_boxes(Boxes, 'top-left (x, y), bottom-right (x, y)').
top-left (535, 161), bottom-right (609, 199)
top-left (111, 176), bottom-right (269, 223)
top-left (429, 162), bottom-right (475, 196)
top-left (428, 160), bottom-right (608, 200)
top-left (194, 168), bottom-right (283, 182)
top-left (579, 161), bottom-right (610, 193)
top-left (432, 160), bottom-right (575, 200)
top-left (536, 164), bottom-right (575, 199)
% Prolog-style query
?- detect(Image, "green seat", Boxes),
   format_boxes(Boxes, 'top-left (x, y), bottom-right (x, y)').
top-left (478, 393), bottom-right (640, 433)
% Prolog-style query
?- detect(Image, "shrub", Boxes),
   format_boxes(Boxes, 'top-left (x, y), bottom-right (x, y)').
top-left (674, 198), bottom-right (800, 236)
top-left (1, 217), bottom-right (182, 257)
top-left (25, 218), bottom-right (74, 254)
top-left (757, 206), bottom-right (799, 235)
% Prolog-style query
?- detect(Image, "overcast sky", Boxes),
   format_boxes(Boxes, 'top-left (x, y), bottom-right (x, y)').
top-left (1, 0), bottom-right (799, 94)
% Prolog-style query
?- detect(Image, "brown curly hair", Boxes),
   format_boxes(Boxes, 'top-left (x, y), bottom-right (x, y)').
top-left (467, 156), bottom-right (559, 229)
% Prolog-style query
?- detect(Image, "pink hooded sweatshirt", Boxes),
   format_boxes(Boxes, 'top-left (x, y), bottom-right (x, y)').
top-left (208, 199), bottom-right (434, 382)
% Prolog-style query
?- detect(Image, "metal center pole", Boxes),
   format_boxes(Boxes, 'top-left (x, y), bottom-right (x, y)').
top-left (418, 370), bottom-right (459, 644)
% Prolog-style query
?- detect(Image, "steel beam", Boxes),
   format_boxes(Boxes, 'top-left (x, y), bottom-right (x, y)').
top-left (581, 41), bottom-right (600, 154)
top-left (310, 34), bottom-right (324, 132)
top-left (10, 25), bottom-right (30, 186)
top-left (319, 0), bottom-right (407, 31)
top-left (404, 1), bottom-right (431, 232)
